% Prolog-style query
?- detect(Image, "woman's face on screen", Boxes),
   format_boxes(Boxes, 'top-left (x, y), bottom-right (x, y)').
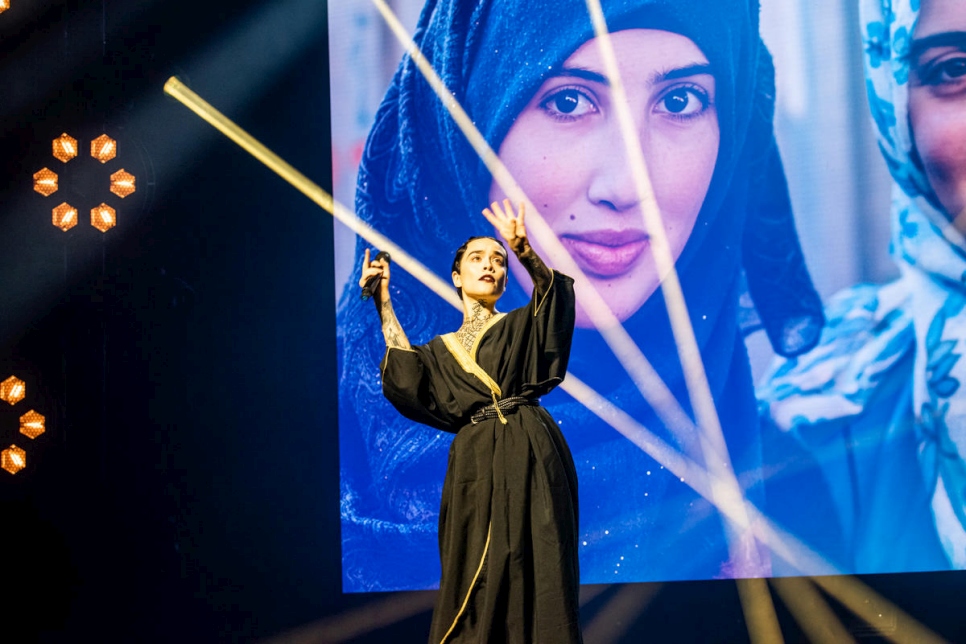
top-left (490, 29), bottom-right (719, 328)
top-left (910, 0), bottom-right (966, 223)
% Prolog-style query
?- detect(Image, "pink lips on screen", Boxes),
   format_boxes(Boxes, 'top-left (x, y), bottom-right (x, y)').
top-left (561, 229), bottom-right (649, 277)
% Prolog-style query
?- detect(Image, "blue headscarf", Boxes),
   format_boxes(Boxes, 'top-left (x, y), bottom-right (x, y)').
top-left (340, 0), bottom-right (824, 588)
top-left (760, 0), bottom-right (966, 572)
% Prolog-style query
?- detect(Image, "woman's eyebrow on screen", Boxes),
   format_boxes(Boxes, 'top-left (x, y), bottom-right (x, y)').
top-left (556, 67), bottom-right (609, 84)
top-left (908, 31), bottom-right (966, 61)
top-left (556, 63), bottom-right (713, 86)
top-left (659, 63), bottom-right (714, 81)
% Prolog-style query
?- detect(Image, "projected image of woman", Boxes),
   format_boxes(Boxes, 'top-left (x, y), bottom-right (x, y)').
top-left (339, 0), bottom-right (825, 590)
top-left (759, 0), bottom-right (966, 574)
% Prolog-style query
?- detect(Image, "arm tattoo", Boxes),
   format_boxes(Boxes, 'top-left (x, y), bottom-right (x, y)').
top-left (516, 244), bottom-right (552, 297)
top-left (379, 298), bottom-right (412, 350)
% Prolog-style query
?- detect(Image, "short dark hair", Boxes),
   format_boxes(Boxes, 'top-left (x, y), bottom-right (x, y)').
top-left (452, 236), bottom-right (507, 298)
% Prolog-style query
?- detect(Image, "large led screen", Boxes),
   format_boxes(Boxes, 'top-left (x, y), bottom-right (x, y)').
top-left (331, 0), bottom-right (966, 591)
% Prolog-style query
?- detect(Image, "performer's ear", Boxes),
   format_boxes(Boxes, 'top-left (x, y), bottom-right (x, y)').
top-left (452, 271), bottom-right (461, 288)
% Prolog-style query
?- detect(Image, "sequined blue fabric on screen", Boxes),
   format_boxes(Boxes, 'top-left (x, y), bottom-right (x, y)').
top-left (760, 0), bottom-right (966, 573)
top-left (339, 0), bottom-right (823, 590)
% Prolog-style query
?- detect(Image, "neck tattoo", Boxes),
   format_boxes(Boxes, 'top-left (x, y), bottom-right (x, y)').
top-left (456, 301), bottom-right (493, 353)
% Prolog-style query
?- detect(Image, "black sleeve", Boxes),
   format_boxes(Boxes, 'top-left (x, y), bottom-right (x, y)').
top-left (524, 270), bottom-right (576, 396)
top-left (380, 345), bottom-right (458, 433)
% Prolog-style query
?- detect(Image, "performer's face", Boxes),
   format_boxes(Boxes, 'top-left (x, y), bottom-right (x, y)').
top-left (491, 29), bottom-right (718, 328)
top-left (452, 237), bottom-right (509, 304)
top-left (910, 0), bottom-right (966, 225)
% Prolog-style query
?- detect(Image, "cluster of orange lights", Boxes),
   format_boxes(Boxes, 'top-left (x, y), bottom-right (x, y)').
top-left (33, 132), bottom-right (136, 233)
top-left (0, 0), bottom-right (9, 15)
top-left (0, 376), bottom-right (45, 475)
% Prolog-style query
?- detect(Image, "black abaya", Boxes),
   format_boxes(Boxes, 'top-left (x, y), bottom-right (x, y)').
top-left (381, 271), bottom-right (582, 644)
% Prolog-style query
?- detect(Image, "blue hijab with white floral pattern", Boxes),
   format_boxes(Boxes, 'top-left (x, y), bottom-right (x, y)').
top-left (761, 0), bottom-right (966, 569)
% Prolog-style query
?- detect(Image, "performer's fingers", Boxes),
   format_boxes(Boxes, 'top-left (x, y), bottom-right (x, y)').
top-left (359, 249), bottom-right (372, 288)
top-left (489, 200), bottom-right (508, 220)
top-left (481, 207), bottom-right (500, 228)
top-left (518, 201), bottom-right (526, 227)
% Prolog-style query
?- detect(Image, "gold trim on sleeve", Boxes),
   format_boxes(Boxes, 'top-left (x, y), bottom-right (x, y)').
top-left (379, 345), bottom-right (418, 378)
top-left (532, 269), bottom-right (556, 316)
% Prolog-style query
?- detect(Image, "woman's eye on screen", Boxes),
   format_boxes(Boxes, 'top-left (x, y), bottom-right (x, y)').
top-left (655, 85), bottom-right (710, 119)
top-left (918, 55), bottom-right (966, 88)
top-left (539, 87), bottom-right (598, 121)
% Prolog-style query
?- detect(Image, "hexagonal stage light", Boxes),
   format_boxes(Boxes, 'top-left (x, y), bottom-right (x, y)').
top-left (1, 446), bottom-right (26, 475)
top-left (110, 169), bottom-right (136, 198)
top-left (0, 375), bottom-right (25, 405)
top-left (91, 134), bottom-right (117, 164)
top-left (19, 411), bottom-right (45, 440)
top-left (52, 133), bottom-right (78, 163)
top-left (52, 203), bottom-right (78, 231)
top-left (33, 168), bottom-right (58, 196)
top-left (91, 203), bottom-right (116, 232)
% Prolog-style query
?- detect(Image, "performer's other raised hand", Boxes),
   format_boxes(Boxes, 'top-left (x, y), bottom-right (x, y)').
top-left (359, 248), bottom-right (391, 301)
top-left (483, 199), bottom-right (528, 256)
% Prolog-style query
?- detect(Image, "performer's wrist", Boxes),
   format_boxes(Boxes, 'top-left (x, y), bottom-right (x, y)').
top-left (513, 239), bottom-right (533, 258)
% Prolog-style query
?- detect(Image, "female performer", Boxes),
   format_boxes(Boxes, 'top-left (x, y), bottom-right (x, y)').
top-left (362, 200), bottom-right (581, 643)
top-left (339, 0), bottom-right (825, 588)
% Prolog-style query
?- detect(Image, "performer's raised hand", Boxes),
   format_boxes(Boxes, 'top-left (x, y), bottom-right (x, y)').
top-left (484, 199), bottom-right (554, 295)
top-left (361, 248), bottom-right (410, 349)
top-left (359, 248), bottom-right (391, 301)
top-left (483, 199), bottom-right (528, 256)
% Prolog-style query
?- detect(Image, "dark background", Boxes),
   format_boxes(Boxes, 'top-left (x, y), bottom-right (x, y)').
top-left (0, 1), bottom-right (964, 642)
